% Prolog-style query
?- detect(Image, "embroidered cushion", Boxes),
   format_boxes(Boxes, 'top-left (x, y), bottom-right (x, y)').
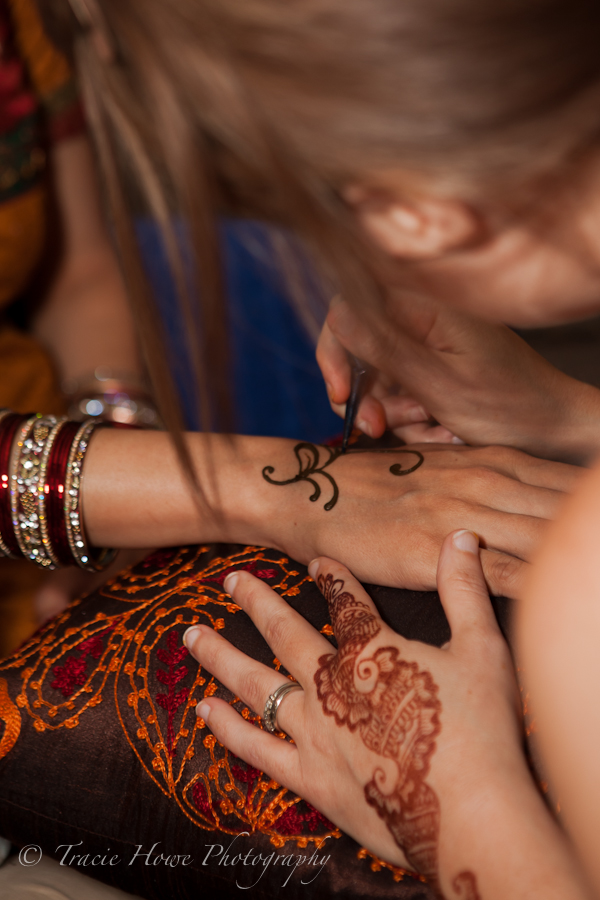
top-left (0, 543), bottom-right (510, 899)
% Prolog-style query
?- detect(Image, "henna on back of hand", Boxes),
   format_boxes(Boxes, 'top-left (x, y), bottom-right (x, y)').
top-left (313, 572), bottom-right (481, 900)
top-left (262, 442), bottom-right (424, 510)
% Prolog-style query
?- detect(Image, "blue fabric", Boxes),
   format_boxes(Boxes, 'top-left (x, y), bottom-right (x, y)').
top-left (136, 219), bottom-right (341, 442)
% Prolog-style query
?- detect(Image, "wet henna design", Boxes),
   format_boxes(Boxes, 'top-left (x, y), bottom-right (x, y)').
top-left (313, 573), bottom-right (480, 900)
top-left (262, 442), bottom-right (424, 511)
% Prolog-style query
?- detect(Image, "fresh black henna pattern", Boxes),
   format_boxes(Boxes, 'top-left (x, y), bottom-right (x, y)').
top-left (262, 442), bottom-right (424, 511)
top-left (314, 573), bottom-right (481, 900)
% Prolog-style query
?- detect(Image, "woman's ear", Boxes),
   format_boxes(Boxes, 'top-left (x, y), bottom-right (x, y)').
top-left (344, 183), bottom-right (483, 260)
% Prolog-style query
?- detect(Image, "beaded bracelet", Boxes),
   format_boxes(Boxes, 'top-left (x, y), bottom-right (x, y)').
top-left (10, 415), bottom-right (67, 568)
top-left (64, 420), bottom-right (117, 572)
top-left (0, 412), bottom-right (117, 572)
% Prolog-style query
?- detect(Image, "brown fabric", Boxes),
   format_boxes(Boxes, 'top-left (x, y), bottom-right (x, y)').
top-left (0, 543), bottom-right (511, 900)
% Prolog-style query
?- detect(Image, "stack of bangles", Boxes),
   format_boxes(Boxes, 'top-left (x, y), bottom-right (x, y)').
top-left (0, 409), bottom-right (117, 572)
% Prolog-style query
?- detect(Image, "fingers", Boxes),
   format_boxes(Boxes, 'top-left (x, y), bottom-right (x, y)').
top-left (195, 696), bottom-right (301, 791)
top-left (308, 556), bottom-right (385, 649)
top-left (453, 504), bottom-right (546, 561)
top-left (184, 625), bottom-right (305, 737)
top-left (482, 445), bottom-right (582, 493)
top-left (391, 422), bottom-right (459, 445)
top-left (222, 570), bottom-right (332, 676)
top-left (437, 530), bottom-right (504, 642)
top-left (316, 318), bottom-right (352, 406)
top-left (452, 467), bottom-right (569, 520)
top-left (479, 548), bottom-right (527, 600)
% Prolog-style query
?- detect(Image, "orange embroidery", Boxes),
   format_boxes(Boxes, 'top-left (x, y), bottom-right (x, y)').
top-left (0, 677), bottom-right (21, 760)
top-left (357, 848), bottom-right (417, 883)
top-left (0, 546), bottom-right (337, 851)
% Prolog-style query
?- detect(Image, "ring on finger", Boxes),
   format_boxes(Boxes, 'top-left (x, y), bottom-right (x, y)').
top-left (263, 680), bottom-right (303, 734)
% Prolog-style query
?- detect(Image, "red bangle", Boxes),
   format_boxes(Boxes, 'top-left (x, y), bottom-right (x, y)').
top-left (0, 412), bottom-right (28, 558)
top-left (45, 420), bottom-right (81, 567)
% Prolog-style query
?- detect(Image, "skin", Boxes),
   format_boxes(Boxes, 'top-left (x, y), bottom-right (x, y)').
top-left (30, 139), bottom-right (581, 616)
top-left (184, 535), bottom-right (592, 900)
top-left (83, 429), bottom-right (580, 599)
top-left (26, 37), bottom-right (600, 893)
top-left (32, 136), bottom-right (142, 385)
top-left (27, 135), bottom-right (145, 622)
top-left (181, 137), bottom-right (600, 894)
top-left (317, 160), bottom-right (600, 464)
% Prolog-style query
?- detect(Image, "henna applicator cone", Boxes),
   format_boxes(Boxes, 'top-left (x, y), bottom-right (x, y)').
top-left (341, 357), bottom-right (367, 453)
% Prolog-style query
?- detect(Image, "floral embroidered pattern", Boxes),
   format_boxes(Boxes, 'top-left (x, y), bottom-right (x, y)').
top-left (50, 624), bottom-right (117, 697)
top-left (155, 630), bottom-right (190, 758)
top-left (0, 546), bottom-right (347, 854)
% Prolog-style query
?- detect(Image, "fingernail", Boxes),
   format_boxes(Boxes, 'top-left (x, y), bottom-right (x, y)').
top-left (452, 530), bottom-right (479, 554)
top-left (325, 382), bottom-right (335, 400)
top-left (356, 418), bottom-right (372, 437)
top-left (451, 435), bottom-right (466, 445)
top-left (308, 559), bottom-right (319, 580)
top-left (196, 701), bottom-right (211, 723)
top-left (183, 626), bottom-right (201, 648)
top-left (223, 572), bottom-right (240, 594)
top-left (408, 405), bottom-right (428, 423)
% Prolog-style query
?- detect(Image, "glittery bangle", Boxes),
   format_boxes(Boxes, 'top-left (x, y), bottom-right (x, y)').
top-left (10, 414), bottom-right (64, 568)
top-left (45, 420), bottom-right (81, 567)
top-left (64, 420), bottom-right (116, 571)
top-left (38, 418), bottom-right (70, 567)
top-left (0, 409), bottom-right (23, 558)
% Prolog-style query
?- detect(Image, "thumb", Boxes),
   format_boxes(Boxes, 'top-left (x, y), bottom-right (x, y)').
top-left (436, 530), bottom-right (502, 646)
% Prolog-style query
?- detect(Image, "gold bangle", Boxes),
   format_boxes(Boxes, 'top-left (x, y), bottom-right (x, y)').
top-left (10, 414), bottom-right (65, 568)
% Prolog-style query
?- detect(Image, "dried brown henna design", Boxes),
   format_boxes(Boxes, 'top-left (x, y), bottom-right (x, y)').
top-left (262, 442), bottom-right (424, 511)
top-left (452, 871), bottom-right (482, 899)
top-left (314, 573), bottom-right (444, 892)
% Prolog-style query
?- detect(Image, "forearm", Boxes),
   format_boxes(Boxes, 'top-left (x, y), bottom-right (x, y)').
top-left (32, 256), bottom-right (142, 384)
top-left (437, 764), bottom-right (591, 899)
top-left (82, 429), bottom-right (298, 550)
top-left (31, 135), bottom-right (142, 385)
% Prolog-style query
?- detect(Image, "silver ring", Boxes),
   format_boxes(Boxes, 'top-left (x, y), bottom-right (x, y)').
top-left (263, 680), bottom-right (303, 733)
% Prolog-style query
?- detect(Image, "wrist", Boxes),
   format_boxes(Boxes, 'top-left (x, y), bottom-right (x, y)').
top-left (210, 435), bottom-right (317, 557)
top-left (436, 759), bottom-right (588, 899)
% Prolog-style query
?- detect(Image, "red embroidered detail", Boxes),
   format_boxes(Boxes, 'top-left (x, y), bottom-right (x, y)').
top-left (209, 561), bottom-right (277, 586)
top-left (191, 781), bottom-right (216, 821)
top-left (51, 625), bottom-right (116, 697)
top-left (155, 630), bottom-right (189, 757)
top-left (231, 763), bottom-right (261, 785)
top-left (142, 549), bottom-right (177, 569)
top-left (275, 802), bottom-right (336, 835)
top-left (231, 760), bottom-right (261, 805)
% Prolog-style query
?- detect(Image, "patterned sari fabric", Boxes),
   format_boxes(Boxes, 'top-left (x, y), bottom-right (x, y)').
top-left (0, 0), bottom-right (85, 305)
top-left (0, 543), bottom-right (512, 900)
